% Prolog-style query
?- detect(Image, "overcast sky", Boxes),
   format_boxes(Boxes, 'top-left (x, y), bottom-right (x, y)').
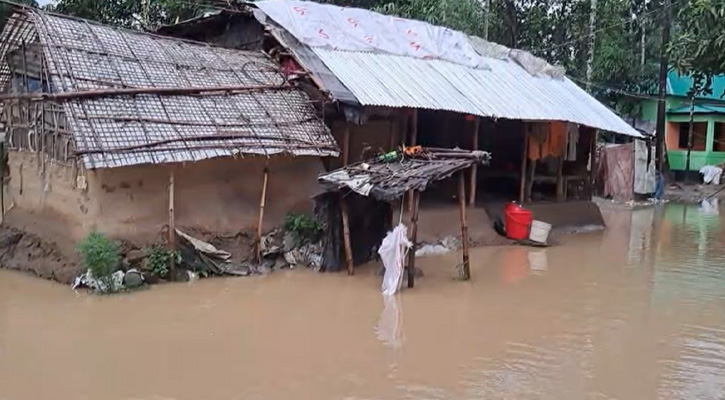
top-left (37, 0), bottom-right (53, 5)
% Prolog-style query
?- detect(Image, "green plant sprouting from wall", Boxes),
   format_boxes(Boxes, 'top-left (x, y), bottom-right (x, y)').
top-left (284, 213), bottom-right (322, 245)
top-left (146, 245), bottom-right (180, 277)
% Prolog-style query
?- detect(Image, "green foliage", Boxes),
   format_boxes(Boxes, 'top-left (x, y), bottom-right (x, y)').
top-left (39, 0), bottom-right (725, 110)
top-left (146, 245), bottom-right (180, 277)
top-left (371, 0), bottom-right (486, 37)
top-left (76, 232), bottom-right (120, 293)
top-left (0, 0), bottom-right (37, 32)
top-left (49, 0), bottom-right (218, 29)
top-left (284, 213), bottom-right (322, 245)
top-left (669, 0), bottom-right (725, 97)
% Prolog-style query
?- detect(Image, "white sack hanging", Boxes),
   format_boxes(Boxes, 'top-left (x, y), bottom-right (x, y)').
top-left (378, 223), bottom-right (412, 296)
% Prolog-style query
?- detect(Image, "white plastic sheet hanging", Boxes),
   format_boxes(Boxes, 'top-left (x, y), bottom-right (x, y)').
top-left (634, 139), bottom-right (656, 194)
top-left (255, 0), bottom-right (488, 69)
top-left (378, 223), bottom-right (411, 296)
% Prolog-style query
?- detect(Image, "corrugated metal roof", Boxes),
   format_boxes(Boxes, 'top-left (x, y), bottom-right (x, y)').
top-left (668, 70), bottom-right (725, 101)
top-left (668, 104), bottom-right (725, 115)
top-left (313, 49), bottom-right (640, 137)
top-left (0, 9), bottom-right (337, 169)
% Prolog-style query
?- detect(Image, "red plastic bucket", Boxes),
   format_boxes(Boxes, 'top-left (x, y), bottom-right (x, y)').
top-left (504, 203), bottom-right (532, 240)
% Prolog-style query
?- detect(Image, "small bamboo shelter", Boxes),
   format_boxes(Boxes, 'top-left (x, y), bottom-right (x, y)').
top-left (0, 7), bottom-right (337, 247)
top-left (316, 147), bottom-right (490, 287)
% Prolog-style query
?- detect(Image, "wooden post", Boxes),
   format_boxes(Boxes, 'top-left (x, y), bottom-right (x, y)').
top-left (526, 159), bottom-right (536, 203)
top-left (407, 109), bottom-right (418, 212)
top-left (407, 190), bottom-right (420, 288)
top-left (256, 167), bottom-right (269, 263)
top-left (389, 201), bottom-right (395, 229)
top-left (469, 116), bottom-right (480, 206)
top-left (389, 118), bottom-right (397, 151)
top-left (409, 108), bottom-right (418, 145)
top-left (0, 142), bottom-right (4, 223)
top-left (340, 194), bottom-right (354, 275)
top-left (588, 128), bottom-right (599, 198)
top-left (342, 123), bottom-right (351, 166)
top-left (519, 129), bottom-right (529, 203)
top-left (458, 171), bottom-right (471, 280)
top-left (556, 156), bottom-right (565, 201)
top-left (168, 169), bottom-right (176, 274)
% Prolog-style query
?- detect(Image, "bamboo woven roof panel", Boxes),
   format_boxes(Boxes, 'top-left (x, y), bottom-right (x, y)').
top-left (0, 9), bottom-right (337, 169)
top-left (318, 148), bottom-right (489, 202)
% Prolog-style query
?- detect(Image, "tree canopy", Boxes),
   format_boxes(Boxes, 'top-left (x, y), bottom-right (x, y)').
top-left (668, 0), bottom-right (725, 97)
top-left (48, 0), bottom-right (220, 28)
top-left (8, 0), bottom-right (724, 104)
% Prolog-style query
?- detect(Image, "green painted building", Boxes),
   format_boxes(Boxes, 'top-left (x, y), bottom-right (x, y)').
top-left (638, 71), bottom-right (725, 171)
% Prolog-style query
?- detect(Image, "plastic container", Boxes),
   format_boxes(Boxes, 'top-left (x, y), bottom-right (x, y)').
top-left (504, 203), bottom-right (532, 240)
top-left (529, 220), bottom-right (552, 244)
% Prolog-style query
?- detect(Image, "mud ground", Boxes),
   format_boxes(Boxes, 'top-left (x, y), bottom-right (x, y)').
top-left (665, 182), bottom-right (725, 203)
top-left (0, 226), bottom-right (82, 284)
top-left (0, 200), bottom-right (605, 284)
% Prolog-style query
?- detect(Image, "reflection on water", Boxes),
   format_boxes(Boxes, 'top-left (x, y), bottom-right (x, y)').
top-left (527, 250), bottom-right (548, 275)
top-left (2, 202), bottom-right (725, 400)
top-left (375, 295), bottom-right (404, 349)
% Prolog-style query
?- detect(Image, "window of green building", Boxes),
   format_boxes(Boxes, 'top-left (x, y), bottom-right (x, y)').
top-left (677, 122), bottom-right (707, 150)
top-left (715, 123), bottom-right (725, 152)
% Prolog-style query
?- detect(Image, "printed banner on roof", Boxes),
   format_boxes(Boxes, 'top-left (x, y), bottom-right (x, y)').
top-left (255, 0), bottom-right (488, 69)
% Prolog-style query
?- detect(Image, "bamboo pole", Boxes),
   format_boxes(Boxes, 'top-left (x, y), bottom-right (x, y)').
top-left (256, 167), bottom-right (269, 263)
top-left (526, 159), bottom-right (536, 203)
top-left (342, 123), bottom-right (350, 166)
top-left (340, 194), bottom-right (354, 275)
top-left (469, 116), bottom-right (480, 206)
top-left (168, 169), bottom-right (176, 274)
top-left (684, 96), bottom-right (696, 180)
top-left (407, 109), bottom-right (418, 212)
top-left (556, 156), bottom-right (565, 201)
top-left (407, 190), bottom-right (420, 289)
top-left (76, 139), bottom-right (336, 156)
top-left (76, 114), bottom-right (318, 128)
top-left (519, 129), bottom-right (529, 203)
top-left (0, 84), bottom-right (293, 102)
top-left (458, 170), bottom-right (470, 280)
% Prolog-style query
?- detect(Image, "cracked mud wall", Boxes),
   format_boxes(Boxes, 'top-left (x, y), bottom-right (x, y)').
top-left (4, 151), bottom-right (326, 248)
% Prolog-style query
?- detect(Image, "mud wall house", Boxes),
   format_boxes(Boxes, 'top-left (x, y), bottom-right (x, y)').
top-left (0, 8), bottom-right (338, 251)
top-left (636, 71), bottom-right (725, 173)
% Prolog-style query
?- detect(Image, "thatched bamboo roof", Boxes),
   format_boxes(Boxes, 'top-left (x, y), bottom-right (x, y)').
top-left (318, 147), bottom-right (490, 201)
top-left (0, 8), bottom-right (338, 169)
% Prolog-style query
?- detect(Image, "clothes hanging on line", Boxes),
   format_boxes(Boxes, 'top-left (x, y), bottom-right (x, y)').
top-left (527, 122), bottom-right (566, 161)
top-left (548, 121), bottom-right (567, 158)
top-left (527, 123), bottom-right (549, 161)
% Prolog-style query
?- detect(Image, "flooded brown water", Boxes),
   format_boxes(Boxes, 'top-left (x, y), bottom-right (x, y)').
top-left (2, 203), bottom-right (725, 400)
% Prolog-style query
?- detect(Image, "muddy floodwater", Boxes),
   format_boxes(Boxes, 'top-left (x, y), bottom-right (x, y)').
top-left (2, 203), bottom-right (725, 400)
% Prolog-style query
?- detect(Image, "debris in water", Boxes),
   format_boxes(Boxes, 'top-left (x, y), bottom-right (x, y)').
top-left (187, 270), bottom-right (200, 282)
top-left (72, 269), bottom-right (125, 293)
top-left (415, 244), bottom-right (451, 257)
top-left (260, 228), bottom-right (283, 257)
top-left (284, 242), bottom-right (323, 270)
top-left (123, 269), bottom-right (144, 288)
